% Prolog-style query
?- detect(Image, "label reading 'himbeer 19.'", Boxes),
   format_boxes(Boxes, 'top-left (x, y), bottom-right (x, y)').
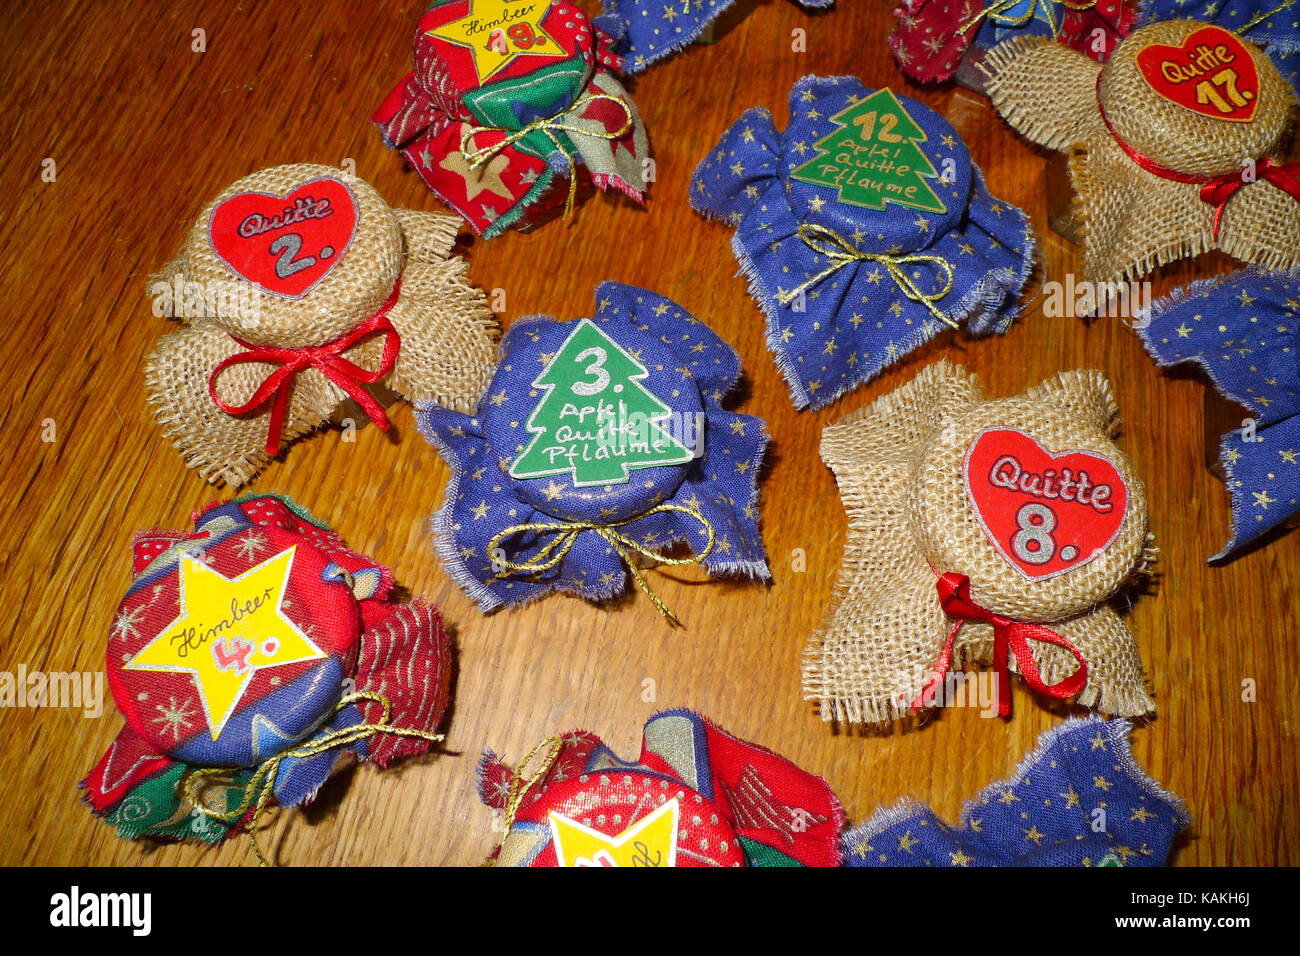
top-left (1135, 26), bottom-right (1260, 123)
top-left (962, 429), bottom-right (1129, 581)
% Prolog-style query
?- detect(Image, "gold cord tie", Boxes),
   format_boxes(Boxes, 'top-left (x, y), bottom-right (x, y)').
top-left (955, 0), bottom-right (1096, 39)
top-left (776, 223), bottom-right (959, 329)
top-left (461, 93), bottom-right (634, 221)
top-left (482, 734), bottom-right (565, 866)
top-left (183, 691), bottom-right (444, 866)
top-left (487, 502), bottom-right (716, 624)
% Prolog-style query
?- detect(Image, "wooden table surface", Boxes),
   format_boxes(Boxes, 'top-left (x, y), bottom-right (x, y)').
top-left (1, 0), bottom-right (1295, 867)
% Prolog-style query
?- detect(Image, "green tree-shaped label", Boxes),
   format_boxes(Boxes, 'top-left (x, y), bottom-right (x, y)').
top-left (510, 319), bottom-right (697, 487)
top-left (790, 88), bottom-right (947, 215)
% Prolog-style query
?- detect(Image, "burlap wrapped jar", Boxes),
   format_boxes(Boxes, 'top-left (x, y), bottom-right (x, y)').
top-left (145, 163), bottom-right (497, 486)
top-left (982, 19), bottom-right (1300, 283)
top-left (803, 361), bottom-right (1158, 726)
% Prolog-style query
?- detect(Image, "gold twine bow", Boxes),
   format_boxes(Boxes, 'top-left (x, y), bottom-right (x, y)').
top-left (482, 734), bottom-right (565, 867)
top-left (487, 502), bottom-right (716, 625)
top-left (1236, 0), bottom-right (1297, 35)
top-left (775, 223), bottom-right (959, 329)
top-left (460, 92), bottom-right (634, 222)
top-left (956, 0), bottom-right (1096, 39)
top-left (182, 691), bottom-right (445, 867)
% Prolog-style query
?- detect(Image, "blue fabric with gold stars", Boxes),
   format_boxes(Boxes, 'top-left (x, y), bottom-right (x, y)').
top-left (415, 281), bottom-right (770, 613)
top-left (971, 0), bottom-right (1065, 48)
top-left (1139, 0), bottom-right (1300, 96)
top-left (599, 0), bottom-right (834, 75)
top-left (1136, 269), bottom-right (1300, 559)
top-left (689, 75), bottom-right (1035, 410)
top-left (842, 718), bottom-right (1189, 867)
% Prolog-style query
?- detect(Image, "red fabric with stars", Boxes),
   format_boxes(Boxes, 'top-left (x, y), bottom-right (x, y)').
top-left (890, 0), bottom-right (1134, 83)
top-left (480, 714), bottom-right (843, 866)
top-left (373, 1), bottom-right (633, 235)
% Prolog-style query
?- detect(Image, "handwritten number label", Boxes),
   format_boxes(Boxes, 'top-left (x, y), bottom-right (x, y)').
top-left (1011, 502), bottom-right (1057, 566)
top-left (268, 233), bottom-right (317, 280)
top-left (852, 110), bottom-right (902, 144)
top-left (212, 636), bottom-right (255, 675)
top-left (571, 346), bottom-right (610, 397)
top-left (1195, 67), bottom-right (1251, 115)
top-left (486, 23), bottom-right (541, 55)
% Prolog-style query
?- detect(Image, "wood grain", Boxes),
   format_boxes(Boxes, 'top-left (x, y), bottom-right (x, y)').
top-left (0, 0), bottom-right (1295, 867)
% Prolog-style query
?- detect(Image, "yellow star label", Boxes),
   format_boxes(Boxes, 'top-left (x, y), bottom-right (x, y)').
top-left (549, 797), bottom-right (679, 867)
top-left (125, 548), bottom-right (327, 741)
top-left (426, 0), bottom-right (567, 84)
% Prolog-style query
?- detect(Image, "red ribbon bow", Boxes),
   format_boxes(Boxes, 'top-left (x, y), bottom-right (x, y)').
top-left (911, 571), bottom-right (1088, 718)
top-left (209, 281), bottom-right (402, 456)
top-left (1097, 75), bottom-right (1300, 241)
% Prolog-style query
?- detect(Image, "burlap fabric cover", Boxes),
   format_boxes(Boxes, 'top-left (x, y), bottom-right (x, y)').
top-left (803, 361), bottom-right (1157, 725)
top-left (145, 163), bottom-right (497, 486)
top-left (982, 20), bottom-right (1300, 283)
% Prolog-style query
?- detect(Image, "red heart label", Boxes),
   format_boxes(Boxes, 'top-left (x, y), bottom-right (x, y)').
top-left (962, 429), bottom-right (1128, 581)
top-left (208, 178), bottom-right (359, 298)
top-left (1136, 26), bottom-right (1260, 124)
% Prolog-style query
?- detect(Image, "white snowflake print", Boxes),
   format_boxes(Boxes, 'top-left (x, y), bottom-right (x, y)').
top-left (151, 696), bottom-right (197, 741)
top-left (232, 530), bottom-right (270, 561)
top-left (111, 605), bottom-right (147, 642)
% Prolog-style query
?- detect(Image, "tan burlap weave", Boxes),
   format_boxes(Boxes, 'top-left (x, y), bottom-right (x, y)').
top-left (802, 361), bottom-right (1157, 725)
top-left (982, 20), bottom-right (1300, 284)
top-left (144, 164), bottom-right (497, 486)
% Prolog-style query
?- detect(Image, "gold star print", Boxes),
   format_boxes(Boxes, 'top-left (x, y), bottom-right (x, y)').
top-left (488, 390), bottom-right (508, 407)
top-left (1131, 806), bottom-right (1155, 824)
top-left (438, 146), bottom-right (516, 204)
top-left (1280, 449), bottom-right (1298, 464)
top-left (735, 461), bottom-right (749, 475)
top-left (808, 195), bottom-right (826, 213)
top-left (1061, 786), bottom-right (1080, 809)
top-left (471, 500), bottom-right (491, 520)
top-left (1226, 448), bottom-right (1243, 466)
top-left (941, 134), bottom-right (956, 148)
top-left (729, 420), bottom-right (746, 436)
top-left (741, 127), bottom-right (755, 143)
top-left (1094, 775), bottom-right (1112, 792)
top-left (1176, 323), bottom-right (1192, 338)
top-left (997, 788), bottom-right (1019, 806)
top-left (807, 380), bottom-right (821, 395)
top-left (1239, 290), bottom-right (1256, 307)
top-left (541, 480), bottom-right (565, 502)
top-left (950, 849), bottom-right (972, 866)
top-left (823, 339), bottom-right (837, 356)
top-left (1090, 732), bottom-right (1108, 751)
top-left (730, 161), bottom-right (744, 176)
top-left (449, 425), bottom-right (466, 438)
top-left (888, 302), bottom-right (904, 318)
top-left (652, 302), bottom-right (670, 316)
top-left (1254, 490), bottom-right (1275, 509)
top-left (913, 214), bottom-right (930, 233)
top-left (426, 0), bottom-right (566, 84)
top-left (898, 831), bottom-right (918, 853)
top-left (662, 3), bottom-right (678, 23)
top-left (1023, 825), bottom-right (1045, 845)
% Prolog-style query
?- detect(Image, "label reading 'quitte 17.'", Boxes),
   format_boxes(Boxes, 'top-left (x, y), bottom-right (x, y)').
top-left (1135, 26), bottom-right (1260, 123)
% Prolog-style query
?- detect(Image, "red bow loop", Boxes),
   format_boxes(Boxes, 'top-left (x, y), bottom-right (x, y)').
top-left (1199, 158), bottom-right (1300, 240)
top-left (1095, 73), bottom-right (1300, 241)
top-left (911, 571), bottom-right (1089, 718)
top-left (208, 281), bottom-right (403, 456)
